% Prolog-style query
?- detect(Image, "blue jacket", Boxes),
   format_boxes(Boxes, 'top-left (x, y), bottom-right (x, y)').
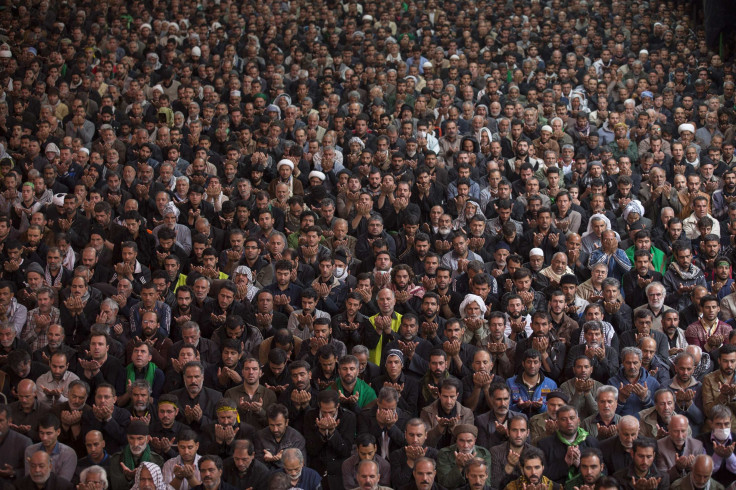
top-left (608, 367), bottom-right (661, 416)
top-left (506, 373), bottom-right (558, 416)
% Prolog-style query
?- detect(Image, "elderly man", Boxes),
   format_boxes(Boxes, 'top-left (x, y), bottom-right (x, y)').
top-left (79, 465), bottom-right (109, 490)
top-left (599, 415), bottom-right (641, 474)
top-left (436, 424), bottom-right (492, 489)
top-left (109, 420), bottom-right (165, 490)
top-left (16, 451), bottom-right (73, 490)
top-left (696, 404), bottom-right (736, 486)
top-left (581, 385), bottom-right (621, 440)
top-left (351, 459), bottom-right (392, 490)
top-left (633, 282), bottom-right (676, 333)
top-left (671, 454), bottom-right (725, 490)
top-left (638, 389), bottom-right (682, 439)
top-left (609, 346), bottom-right (660, 416)
top-left (656, 414), bottom-right (706, 482)
top-left (280, 448), bottom-right (322, 490)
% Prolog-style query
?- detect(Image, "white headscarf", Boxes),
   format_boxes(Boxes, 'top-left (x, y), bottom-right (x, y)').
top-left (583, 213), bottom-right (612, 238)
top-left (622, 200), bottom-right (645, 221)
top-left (459, 294), bottom-right (488, 318)
top-left (131, 462), bottom-right (167, 490)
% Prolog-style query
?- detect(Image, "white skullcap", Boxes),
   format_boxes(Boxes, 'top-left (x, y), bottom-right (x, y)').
top-left (151, 84), bottom-right (164, 93)
top-left (191, 46), bottom-right (201, 57)
top-left (52, 193), bottom-right (66, 207)
top-left (230, 90), bottom-right (241, 97)
top-left (678, 123), bottom-right (695, 134)
top-left (79, 148), bottom-right (90, 155)
top-left (530, 248), bottom-right (544, 257)
top-left (309, 171), bottom-right (326, 181)
top-left (277, 159), bottom-right (294, 170)
top-left (541, 125), bottom-right (553, 133)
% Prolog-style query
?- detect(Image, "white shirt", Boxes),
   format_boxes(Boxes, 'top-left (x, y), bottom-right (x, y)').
top-left (163, 453), bottom-right (202, 490)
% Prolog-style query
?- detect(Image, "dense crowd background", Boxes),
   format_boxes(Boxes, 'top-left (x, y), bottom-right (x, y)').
top-left (1, 0), bottom-right (736, 490)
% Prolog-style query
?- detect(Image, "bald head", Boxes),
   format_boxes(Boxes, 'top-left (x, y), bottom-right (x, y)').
top-left (86, 430), bottom-right (103, 443)
top-left (17, 379), bottom-right (36, 394)
top-left (691, 454), bottom-right (714, 488)
top-left (619, 415), bottom-right (640, 429)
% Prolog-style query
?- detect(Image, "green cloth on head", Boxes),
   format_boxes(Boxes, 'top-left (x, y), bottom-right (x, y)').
top-left (126, 361), bottom-right (156, 388)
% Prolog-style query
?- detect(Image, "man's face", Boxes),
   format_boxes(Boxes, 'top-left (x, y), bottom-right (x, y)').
top-left (579, 456), bottom-right (603, 485)
top-left (633, 446), bottom-right (655, 474)
top-left (157, 403), bottom-right (178, 427)
top-left (199, 461), bottom-right (222, 489)
top-left (523, 356), bottom-right (541, 377)
top-left (557, 409), bottom-right (579, 437)
top-left (85, 433), bottom-right (105, 460)
top-left (339, 361), bottom-right (358, 385)
top-left (268, 413), bottom-right (288, 439)
top-left (38, 424), bottom-right (60, 450)
top-left (233, 447), bottom-right (254, 473)
top-left (184, 367), bottom-right (203, 396)
top-left (522, 457), bottom-right (544, 484)
top-left (132, 345), bottom-right (152, 369)
top-left (429, 355), bottom-right (447, 379)
top-left (439, 386), bottom-right (458, 413)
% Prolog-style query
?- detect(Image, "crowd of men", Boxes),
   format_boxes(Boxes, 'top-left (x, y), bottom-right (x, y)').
top-left (1, 0), bottom-right (736, 490)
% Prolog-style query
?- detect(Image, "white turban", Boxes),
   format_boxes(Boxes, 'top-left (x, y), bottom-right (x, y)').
top-left (459, 294), bottom-right (488, 319)
top-left (622, 200), bottom-right (645, 221)
top-left (309, 170), bottom-right (326, 181)
top-left (678, 123), bottom-right (695, 134)
top-left (277, 159), bottom-right (294, 170)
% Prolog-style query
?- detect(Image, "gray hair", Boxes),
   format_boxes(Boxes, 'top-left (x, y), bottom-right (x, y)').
top-left (601, 277), bottom-right (620, 289)
top-left (101, 298), bottom-right (120, 313)
top-left (351, 345), bottom-right (369, 357)
top-left (596, 385), bottom-right (618, 400)
top-left (710, 404), bottom-right (733, 422)
top-left (644, 281), bottom-right (665, 295)
top-left (619, 415), bottom-right (640, 429)
top-left (80, 466), bottom-right (108, 489)
top-left (130, 379), bottom-right (152, 394)
top-left (621, 346), bottom-right (642, 361)
top-left (282, 448), bottom-right (304, 464)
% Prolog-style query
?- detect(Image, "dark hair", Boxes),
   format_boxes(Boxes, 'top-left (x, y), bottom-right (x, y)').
top-left (198, 455), bottom-right (223, 471)
top-left (266, 403), bottom-right (289, 421)
top-left (38, 413), bottom-right (61, 430)
top-left (632, 437), bottom-right (658, 454)
top-left (519, 446), bottom-right (546, 467)
top-left (178, 429), bottom-right (198, 443)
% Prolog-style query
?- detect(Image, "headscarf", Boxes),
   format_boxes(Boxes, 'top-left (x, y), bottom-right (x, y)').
top-left (452, 199), bottom-right (485, 231)
top-left (131, 462), bottom-right (166, 490)
top-left (583, 213), bottom-right (613, 238)
top-left (622, 200), bottom-right (645, 222)
top-left (162, 202), bottom-right (180, 218)
top-left (459, 294), bottom-right (488, 319)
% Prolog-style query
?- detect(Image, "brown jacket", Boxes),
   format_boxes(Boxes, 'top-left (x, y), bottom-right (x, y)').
top-left (420, 399), bottom-right (474, 448)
